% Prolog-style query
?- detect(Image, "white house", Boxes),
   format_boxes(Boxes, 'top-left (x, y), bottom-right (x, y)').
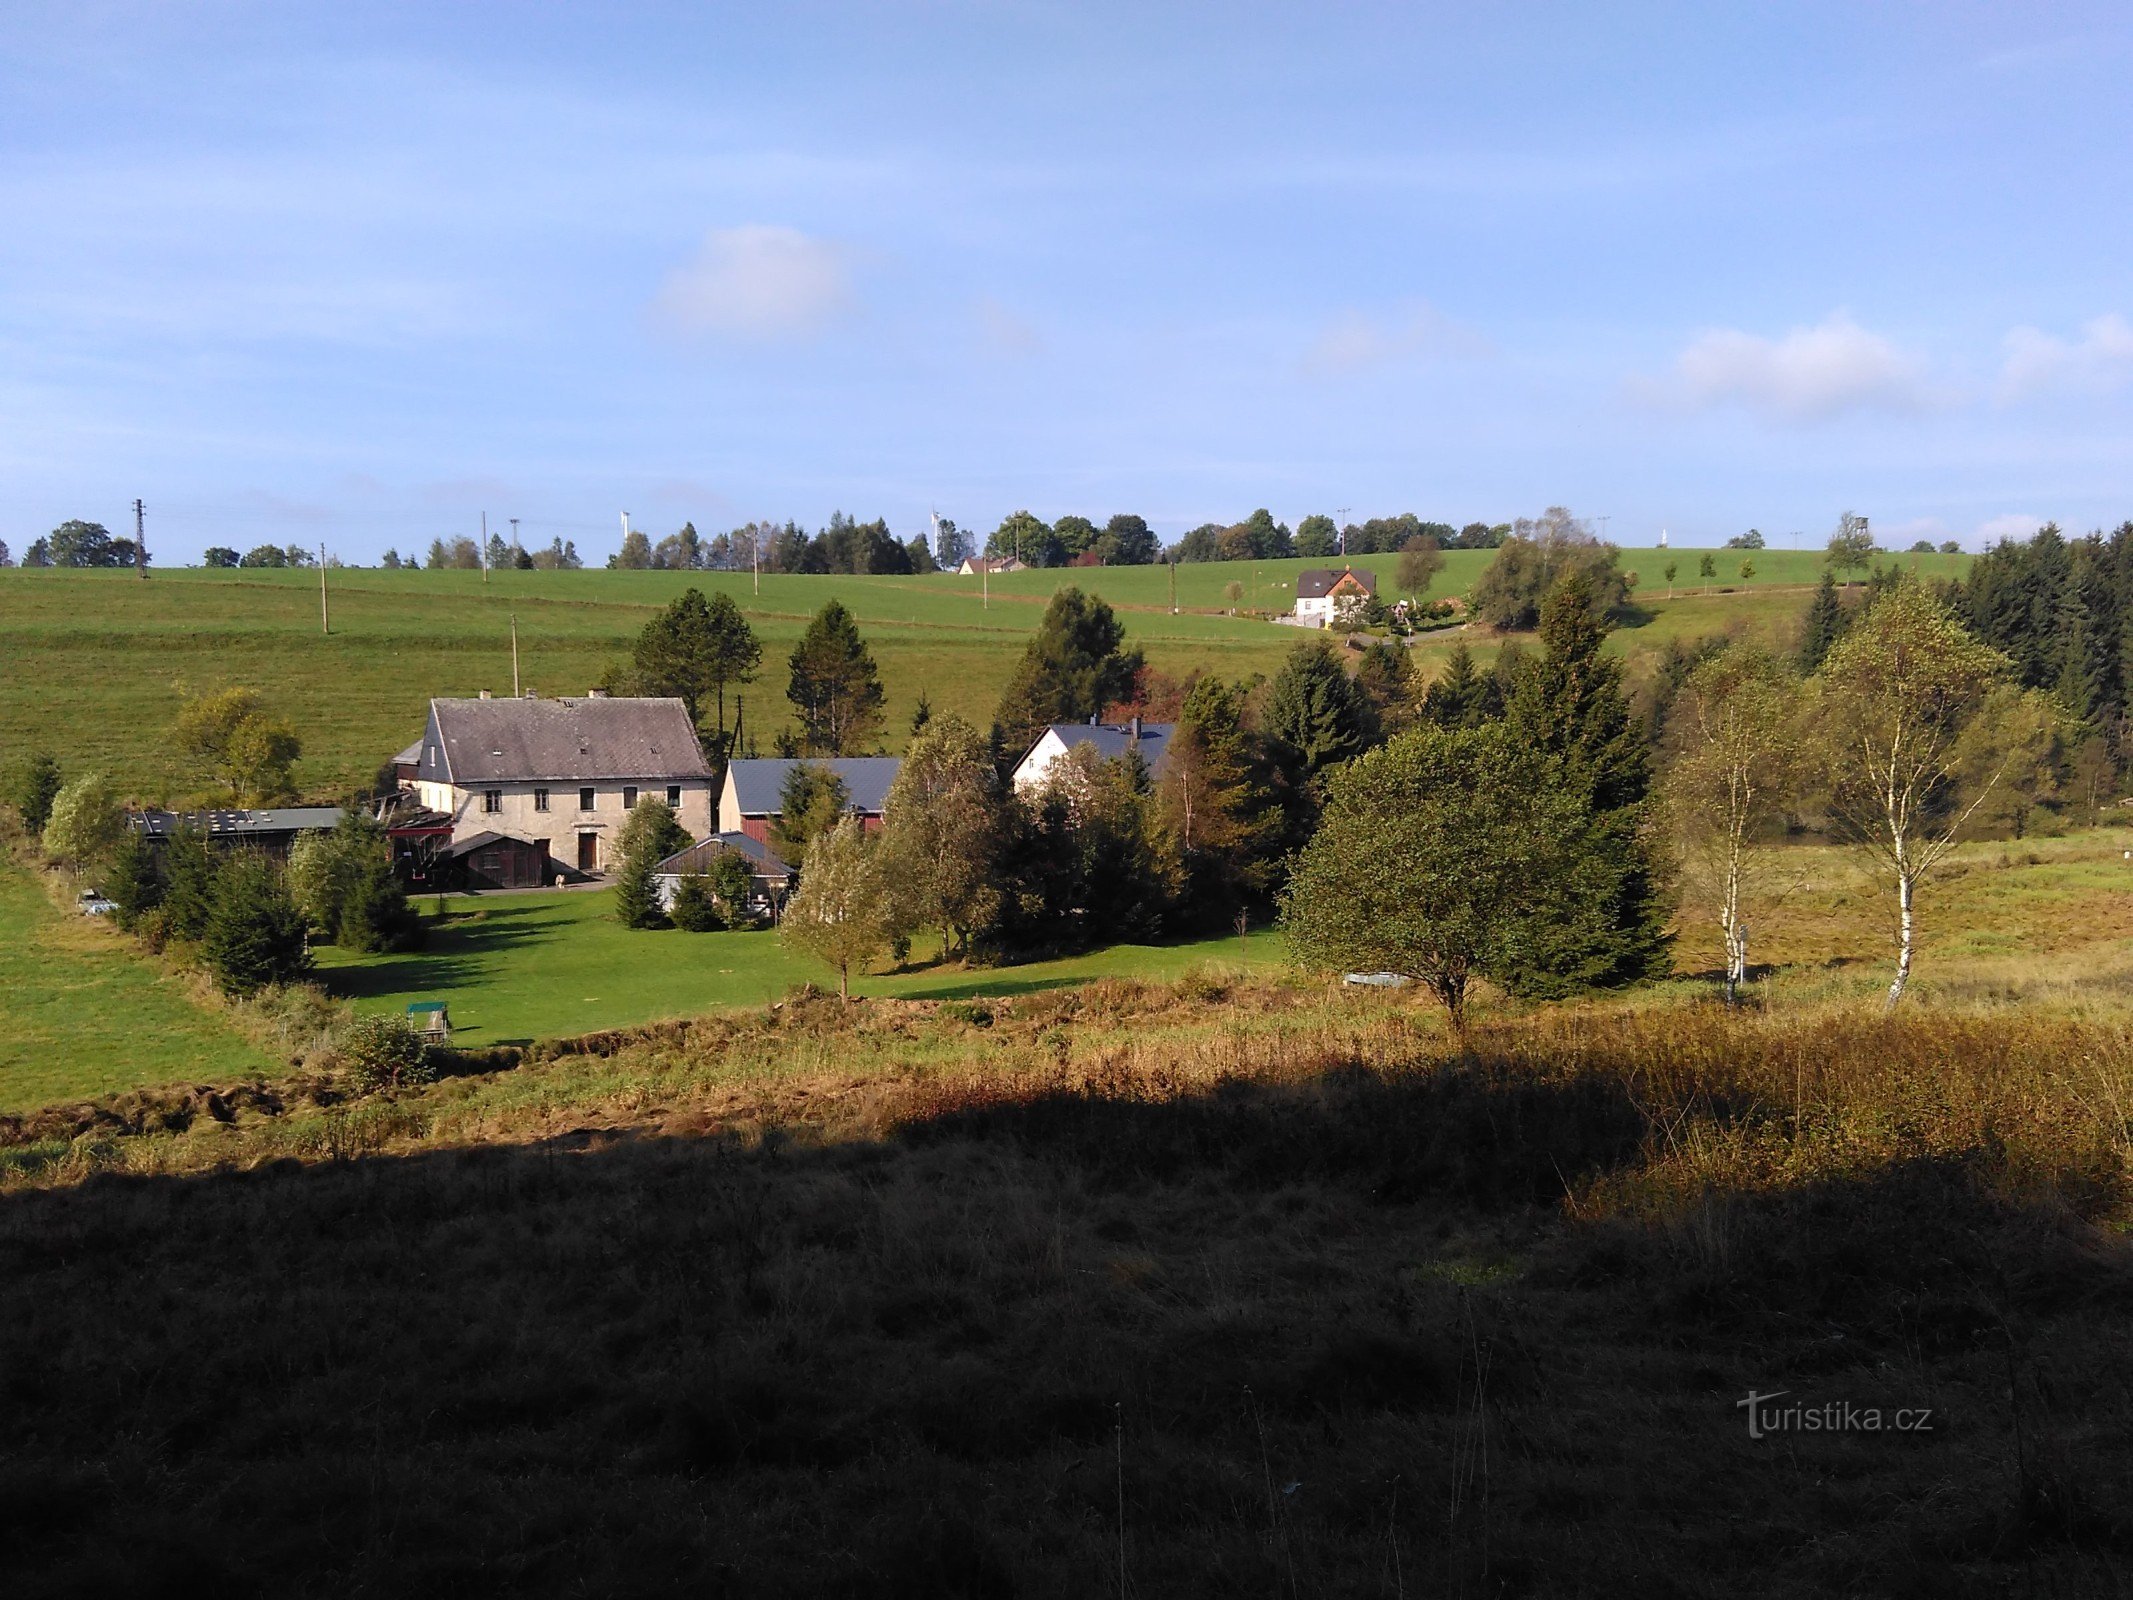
top-left (1011, 719), bottom-right (1174, 795)
top-left (1293, 566), bottom-right (1377, 626)
top-left (405, 693), bottom-right (716, 876)
top-left (956, 555), bottom-right (1026, 576)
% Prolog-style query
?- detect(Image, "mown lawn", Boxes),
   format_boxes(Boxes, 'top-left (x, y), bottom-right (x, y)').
top-left (312, 887), bottom-right (1282, 1044)
top-left (0, 864), bottom-right (275, 1111)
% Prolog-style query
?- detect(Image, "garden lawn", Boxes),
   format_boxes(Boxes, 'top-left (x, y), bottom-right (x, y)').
top-left (0, 864), bottom-right (276, 1111)
top-left (313, 888), bottom-right (1285, 1045)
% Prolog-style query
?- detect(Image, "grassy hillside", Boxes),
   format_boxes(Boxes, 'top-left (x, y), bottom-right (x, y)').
top-left (0, 548), bottom-right (1965, 799)
top-left (0, 862), bottom-right (274, 1111)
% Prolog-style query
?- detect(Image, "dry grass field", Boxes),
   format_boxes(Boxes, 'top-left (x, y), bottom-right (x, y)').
top-left (4, 816), bottom-right (2130, 1594)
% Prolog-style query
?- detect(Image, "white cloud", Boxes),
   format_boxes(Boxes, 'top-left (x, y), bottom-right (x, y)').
top-left (1649, 313), bottom-right (1930, 422)
top-left (975, 296), bottom-right (1042, 358)
top-left (1298, 302), bottom-right (1491, 376)
top-left (1997, 314), bottom-right (2133, 401)
top-left (1975, 512), bottom-right (2047, 545)
top-left (652, 224), bottom-right (852, 341)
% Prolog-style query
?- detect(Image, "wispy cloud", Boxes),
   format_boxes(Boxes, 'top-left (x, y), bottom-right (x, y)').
top-left (1997, 314), bottom-right (2133, 402)
top-left (1975, 511), bottom-right (2047, 544)
top-left (1298, 302), bottom-right (1491, 377)
top-left (974, 296), bottom-right (1042, 358)
top-left (651, 224), bottom-right (853, 341)
top-left (1639, 313), bottom-right (1932, 422)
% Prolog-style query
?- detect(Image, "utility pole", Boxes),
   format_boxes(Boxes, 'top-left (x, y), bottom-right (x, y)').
top-left (1336, 507), bottom-right (1351, 560)
top-left (1168, 560), bottom-right (1177, 614)
top-left (508, 516), bottom-right (520, 564)
top-left (319, 543), bottom-right (330, 634)
top-left (481, 509), bottom-right (490, 585)
top-left (132, 498), bottom-right (148, 580)
top-left (510, 613), bottom-right (521, 697)
top-left (753, 521), bottom-right (760, 596)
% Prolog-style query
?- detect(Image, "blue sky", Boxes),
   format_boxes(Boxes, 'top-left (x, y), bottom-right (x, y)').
top-left (3, 1), bottom-right (2130, 563)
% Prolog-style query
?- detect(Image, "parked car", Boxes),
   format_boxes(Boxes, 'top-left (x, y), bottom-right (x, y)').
top-left (77, 889), bottom-right (117, 917)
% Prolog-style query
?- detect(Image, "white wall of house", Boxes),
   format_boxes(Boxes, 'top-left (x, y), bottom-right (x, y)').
top-left (1293, 595), bottom-right (1336, 625)
top-left (1010, 729), bottom-right (1076, 794)
top-left (426, 779), bottom-right (717, 871)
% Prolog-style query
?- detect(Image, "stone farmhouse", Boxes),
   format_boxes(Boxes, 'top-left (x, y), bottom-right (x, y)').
top-left (402, 693), bottom-right (716, 882)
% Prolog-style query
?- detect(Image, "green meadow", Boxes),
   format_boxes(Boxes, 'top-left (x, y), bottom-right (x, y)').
top-left (0, 864), bottom-right (275, 1112)
top-left (0, 547), bottom-right (1966, 800)
top-left (312, 887), bottom-right (1281, 1046)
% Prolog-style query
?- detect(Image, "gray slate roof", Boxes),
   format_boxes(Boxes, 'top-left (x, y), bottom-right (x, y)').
top-left (1296, 566), bottom-right (1377, 599)
top-left (723, 757), bottom-right (902, 817)
top-left (1033, 722), bottom-right (1175, 778)
top-left (418, 696), bottom-right (711, 785)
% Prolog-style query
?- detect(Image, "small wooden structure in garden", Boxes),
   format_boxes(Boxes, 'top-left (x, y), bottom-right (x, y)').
top-left (406, 1001), bottom-right (452, 1045)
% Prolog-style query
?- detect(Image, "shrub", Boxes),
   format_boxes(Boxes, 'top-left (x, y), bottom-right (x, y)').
top-left (341, 1015), bottom-right (435, 1095)
top-left (669, 874), bottom-right (724, 932)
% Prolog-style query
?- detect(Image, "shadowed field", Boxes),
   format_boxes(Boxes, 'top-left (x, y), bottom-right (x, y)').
top-left (3, 979), bottom-right (2127, 1596)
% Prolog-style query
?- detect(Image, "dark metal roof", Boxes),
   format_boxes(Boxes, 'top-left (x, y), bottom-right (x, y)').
top-left (421, 696), bottom-right (712, 785)
top-left (439, 830), bottom-right (544, 860)
top-left (131, 807), bottom-right (347, 839)
top-left (722, 757), bottom-right (902, 817)
top-left (1029, 722), bottom-right (1174, 778)
top-left (654, 833), bottom-right (792, 879)
top-left (1296, 566), bottom-right (1377, 599)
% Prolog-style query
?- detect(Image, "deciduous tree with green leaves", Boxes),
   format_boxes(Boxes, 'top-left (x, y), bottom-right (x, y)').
top-left (173, 687), bottom-right (302, 804)
top-left (1395, 535), bottom-right (1444, 603)
top-left (1659, 646), bottom-right (1806, 1004)
top-left (1815, 578), bottom-right (2010, 1007)
top-left (1283, 723), bottom-right (1619, 1030)
top-left (877, 713), bottom-right (1006, 958)
top-left (43, 773), bottom-right (126, 879)
top-left (782, 816), bottom-right (895, 999)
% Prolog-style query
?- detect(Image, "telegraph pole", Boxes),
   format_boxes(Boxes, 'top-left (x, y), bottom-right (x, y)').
top-left (481, 510), bottom-right (490, 584)
top-left (132, 498), bottom-right (148, 580)
top-left (320, 543), bottom-right (330, 634)
top-left (510, 613), bottom-right (521, 696)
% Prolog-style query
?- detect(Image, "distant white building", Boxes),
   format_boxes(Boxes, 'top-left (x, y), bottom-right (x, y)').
top-left (1012, 719), bottom-right (1174, 795)
top-left (1293, 566), bottom-right (1377, 626)
top-left (957, 555), bottom-right (1027, 576)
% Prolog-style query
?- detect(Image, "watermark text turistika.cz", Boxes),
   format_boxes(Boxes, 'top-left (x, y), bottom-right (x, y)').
top-left (1737, 1390), bottom-right (1935, 1440)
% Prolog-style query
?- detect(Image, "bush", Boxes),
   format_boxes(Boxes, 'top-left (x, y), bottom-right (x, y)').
top-left (204, 856), bottom-right (312, 997)
top-left (340, 1015), bottom-right (434, 1095)
top-left (669, 874), bottom-right (724, 931)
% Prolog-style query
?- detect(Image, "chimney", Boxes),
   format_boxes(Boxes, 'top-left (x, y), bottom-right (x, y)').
top-left (478, 689), bottom-right (492, 700)
top-left (1089, 712), bottom-right (1099, 727)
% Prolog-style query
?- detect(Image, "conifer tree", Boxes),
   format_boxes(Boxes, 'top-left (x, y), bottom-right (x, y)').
top-left (1263, 637), bottom-right (1375, 781)
top-left (203, 857), bottom-right (312, 996)
top-left (1499, 572), bottom-right (1671, 992)
top-left (1799, 572), bottom-right (1845, 672)
top-left (992, 588), bottom-right (1143, 752)
top-left (786, 600), bottom-right (885, 755)
top-left (1421, 642), bottom-right (1493, 728)
top-left (1152, 677), bottom-right (1281, 928)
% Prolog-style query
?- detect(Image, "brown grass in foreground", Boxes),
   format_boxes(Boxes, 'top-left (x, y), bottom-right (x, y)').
top-left (3, 979), bottom-right (2131, 1596)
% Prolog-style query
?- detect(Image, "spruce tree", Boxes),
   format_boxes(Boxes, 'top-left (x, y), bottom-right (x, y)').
top-left (10, 752), bottom-right (62, 834)
top-left (1152, 677), bottom-right (1281, 929)
top-left (1264, 637), bottom-right (1375, 780)
top-left (992, 588), bottom-right (1143, 752)
top-left (203, 857), bottom-right (312, 996)
top-left (1422, 642), bottom-right (1491, 728)
top-left (786, 600), bottom-right (885, 755)
top-left (1799, 573), bottom-right (1844, 673)
top-left (1500, 572), bottom-right (1671, 992)
top-left (105, 828), bottom-right (163, 929)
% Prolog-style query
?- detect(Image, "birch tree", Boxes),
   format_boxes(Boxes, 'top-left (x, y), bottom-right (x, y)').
top-left (1814, 580), bottom-right (2009, 1008)
top-left (781, 816), bottom-right (895, 999)
top-left (1660, 646), bottom-right (1805, 1004)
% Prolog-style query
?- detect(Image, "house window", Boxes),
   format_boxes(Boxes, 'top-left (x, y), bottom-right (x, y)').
top-left (579, 787), bottom-right (596, 811)
top-left (666, 785), bottom-right (682, 808)
top-left (482, 790), bottom-right (501, 814)
top-left (623, 786), bottom-right (639, 810)
top-left (534, 788), bottom-right (550, 813)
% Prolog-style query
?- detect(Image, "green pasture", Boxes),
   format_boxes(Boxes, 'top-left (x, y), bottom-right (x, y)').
top-left (0, 864), bottom-right (276, 1112)
top-left (313, 887), bottom-right (1283, 1045)
top-left (0, 548), bottom-right (1967, 799)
